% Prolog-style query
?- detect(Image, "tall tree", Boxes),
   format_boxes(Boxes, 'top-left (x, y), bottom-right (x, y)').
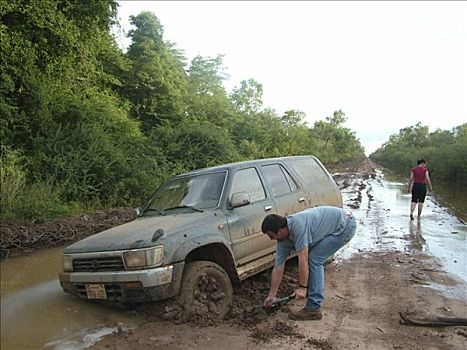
top-left (0, 0), bottom-right (120, 148)
top-left (281, 109), bottom-right (306, 129)
top-left (123, 11), bottom-right (188, 132)
top-left (231, 79), bottom-right (263, 115)
top-left (186, 55), bottom-right (234, 128)
top-left (310, 110), bottom-right (364, 162)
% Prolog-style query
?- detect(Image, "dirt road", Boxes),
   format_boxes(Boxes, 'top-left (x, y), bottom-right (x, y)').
top-left (90, 159), bottom-right (467, 350)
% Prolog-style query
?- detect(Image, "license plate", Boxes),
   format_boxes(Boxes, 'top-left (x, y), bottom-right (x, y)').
top-left (85, 284), bottom-right (107, 299)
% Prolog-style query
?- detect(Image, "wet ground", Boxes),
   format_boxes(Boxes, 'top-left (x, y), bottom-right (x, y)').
top-left (336, 168), bottom-right (466, 285)
top-left (1, 160), bottom-right (466, 349)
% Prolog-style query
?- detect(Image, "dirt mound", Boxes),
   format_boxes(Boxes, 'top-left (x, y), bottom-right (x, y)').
top-left (330, 158), bottom-right (378, 193)
top-left (0, 208), bottom-right (136, 258)
top-left (327, 157), bottom-right (379, 175)
top-left (135, 261), bottom-right (298, 328)
top-left (128, 261), bottom-right (307, 347)
top-left (250, 319), bottom-right (305, 343)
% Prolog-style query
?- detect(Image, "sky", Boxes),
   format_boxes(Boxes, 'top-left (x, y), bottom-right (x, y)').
top-left (115, 1), bottom-right (467, 155)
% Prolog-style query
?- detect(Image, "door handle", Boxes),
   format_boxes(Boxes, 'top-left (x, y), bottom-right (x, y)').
top-left (264, 205), bottom-right (272, 211)
top-left (298, 197), bottom-right (305, 202)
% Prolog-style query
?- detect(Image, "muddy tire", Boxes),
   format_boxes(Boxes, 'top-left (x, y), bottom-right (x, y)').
top-left (178, 261), bottom-right (233, 319)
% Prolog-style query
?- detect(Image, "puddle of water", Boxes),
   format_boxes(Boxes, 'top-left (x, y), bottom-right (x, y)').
top-left (337, 170), bottom-right (411, 258)
top-left (44, 326), bottom-right (117, 350)
top-left (422, 283), bottom-right (467, 302)
top-left (0, 247), bottom-right (63, 298)
top-left (337, 170), bottom-right (467, 287)
top-left (0, 247), bottom-right (142, 350)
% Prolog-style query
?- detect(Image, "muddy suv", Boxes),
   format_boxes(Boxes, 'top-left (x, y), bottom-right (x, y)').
top-left (59, 156), bottom-right (342, 317)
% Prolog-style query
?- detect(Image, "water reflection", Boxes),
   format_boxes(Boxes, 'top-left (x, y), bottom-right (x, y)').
top-left (1, 248), bottom-right (143, 350)
top-left (408, 220), bottom-right (426, 251)
top-left (1, 247), bottom-right (63, 298)
top-left (338, 169), bottom-right (466, 284)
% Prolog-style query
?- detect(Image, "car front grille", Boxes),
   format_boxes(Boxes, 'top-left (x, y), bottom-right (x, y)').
top-left (73, 257), bottom-right (124, 272)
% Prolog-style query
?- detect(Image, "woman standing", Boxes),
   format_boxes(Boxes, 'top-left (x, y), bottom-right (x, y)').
top-left (408, 159), bottom-right (433, 220)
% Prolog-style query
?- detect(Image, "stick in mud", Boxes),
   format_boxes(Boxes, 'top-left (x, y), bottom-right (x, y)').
top-left (399, 312), bottom-right (467, 327)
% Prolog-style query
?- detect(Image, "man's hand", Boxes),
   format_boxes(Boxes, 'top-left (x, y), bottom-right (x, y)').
top-left (294, 287), bottom-right (307, 299)
top-left (264, 294), bottom-right (276, 308)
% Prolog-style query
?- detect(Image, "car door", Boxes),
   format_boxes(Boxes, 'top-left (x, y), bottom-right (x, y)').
top-left (260, 163), bottom-right (308, 216)
top-left (224, 167), bottom-right (277, 266)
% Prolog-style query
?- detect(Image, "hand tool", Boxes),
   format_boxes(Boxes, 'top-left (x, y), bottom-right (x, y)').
top-left (270, 293), bottom-right (295, 306)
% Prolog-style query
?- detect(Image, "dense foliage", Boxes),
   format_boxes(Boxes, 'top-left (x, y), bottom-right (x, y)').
top-left (370, 122), bottom-right (467, 185)
top-left (1, 2), bottom-right (364, 222)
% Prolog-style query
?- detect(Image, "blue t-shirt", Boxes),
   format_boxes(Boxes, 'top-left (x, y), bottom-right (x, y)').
top-left (275, 206), bottom-right (348, 266)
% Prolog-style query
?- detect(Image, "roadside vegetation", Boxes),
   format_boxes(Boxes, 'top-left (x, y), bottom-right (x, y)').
top-left (370, 122), bottom-right (466, 186)
top-left (1, 1), bottom-right (364, 223)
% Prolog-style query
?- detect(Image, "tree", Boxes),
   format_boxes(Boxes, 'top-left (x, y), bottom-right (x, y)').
top-left (185, 55), bottom-right (235, 128)
top-left (150, 118), bottom-right (240, 171)
top-left (310, 110), bottom-right (364, 162)
top-left (231, 79), bottom-right (263, 115)
top-left (281, 110), bottom-right (306, 129)
top-left (122, 11), bottom-right (188, 132)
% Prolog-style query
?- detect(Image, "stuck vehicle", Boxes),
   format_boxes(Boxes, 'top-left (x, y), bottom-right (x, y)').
top-left (59, 155), bottom-right (342, 317)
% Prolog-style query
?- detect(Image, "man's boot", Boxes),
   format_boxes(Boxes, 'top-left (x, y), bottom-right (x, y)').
top-left (289, 308), bottom-right (322, 321)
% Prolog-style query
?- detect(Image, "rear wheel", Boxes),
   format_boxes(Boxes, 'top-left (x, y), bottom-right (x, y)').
top-left (178, 261), bottom-right (233, 319)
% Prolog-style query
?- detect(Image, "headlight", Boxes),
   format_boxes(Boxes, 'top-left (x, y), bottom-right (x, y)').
top-left (123, 246), bottom-right (164, 269)
top-left (62, 255), bottom-right (73, 272)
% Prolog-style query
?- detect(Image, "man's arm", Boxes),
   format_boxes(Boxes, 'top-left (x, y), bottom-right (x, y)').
top-left (295, 247), bottom-right (309, 299)
top-left (264, 263), bottom-right (285, 307)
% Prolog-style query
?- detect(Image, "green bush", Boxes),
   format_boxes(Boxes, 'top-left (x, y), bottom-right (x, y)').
top-left (0, 146), bottom-right (27, 214)
top-left (1, 146), bottom-right (69, 222)
top-left (12, 181), bottom-right (69, 223)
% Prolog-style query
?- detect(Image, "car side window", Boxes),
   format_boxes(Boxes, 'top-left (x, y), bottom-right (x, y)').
top-left (262, 164), bottom-right (298, 197)
top-left (230, 168), bottom-right (266, 202)
top-left (282, 167), bottom-right (298, 192)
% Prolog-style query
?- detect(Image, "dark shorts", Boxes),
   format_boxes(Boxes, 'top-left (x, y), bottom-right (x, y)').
top-left (411, 183), bottom-right (427, 203)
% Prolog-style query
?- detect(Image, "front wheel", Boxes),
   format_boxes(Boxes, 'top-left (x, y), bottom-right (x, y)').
top-left (178, 261), bottom-right (233, 319)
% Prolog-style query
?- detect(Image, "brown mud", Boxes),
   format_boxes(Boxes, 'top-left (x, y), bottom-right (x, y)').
top-left (89, 158), bottom-right (466, 349)
top-left (0, 208), bottom-right (136, 258)
top-left (2, 158), bottom-right (466, 349)
top-left (91, 251), bottom-right (467, 350)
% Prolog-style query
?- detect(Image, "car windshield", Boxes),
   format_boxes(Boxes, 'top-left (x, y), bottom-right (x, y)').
top-left (143, 172), bottom-right (226, 215)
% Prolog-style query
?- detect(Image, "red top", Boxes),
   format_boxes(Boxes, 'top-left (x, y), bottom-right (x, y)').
top-left (411, 166), bottom-right (427, 184)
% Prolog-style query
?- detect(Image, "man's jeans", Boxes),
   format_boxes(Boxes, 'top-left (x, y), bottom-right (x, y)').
top-left (306, 216), bottom-right (357, 310)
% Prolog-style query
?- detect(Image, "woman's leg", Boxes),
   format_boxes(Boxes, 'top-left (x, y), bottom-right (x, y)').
top-left (410, 202), bottom-right (416, 219)
top-left (418, 202), bottom-right (424, 217)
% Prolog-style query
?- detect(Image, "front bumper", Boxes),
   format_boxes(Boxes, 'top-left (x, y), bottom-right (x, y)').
top-left (59, 261), bottom-right (185, 303)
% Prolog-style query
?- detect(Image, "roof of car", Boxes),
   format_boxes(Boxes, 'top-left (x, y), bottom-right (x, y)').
top-left (172, 155), bottom-right (315, 179)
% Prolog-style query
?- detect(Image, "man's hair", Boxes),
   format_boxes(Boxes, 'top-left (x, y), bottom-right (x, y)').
top-left (261, 214), bottom-right (287, 234)
top-left (417, 158), bottom-right (426, 165)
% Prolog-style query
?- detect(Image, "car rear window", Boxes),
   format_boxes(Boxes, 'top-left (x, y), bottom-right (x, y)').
top-left (287, 157), bottom-right (331, 186)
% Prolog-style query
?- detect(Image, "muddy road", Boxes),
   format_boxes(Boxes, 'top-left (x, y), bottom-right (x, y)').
top-left (1, 159), bottom-right (466, 349)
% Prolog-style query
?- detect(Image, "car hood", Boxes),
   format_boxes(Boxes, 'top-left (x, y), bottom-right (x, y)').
top-left (64, 212), bottom-right (212, 253)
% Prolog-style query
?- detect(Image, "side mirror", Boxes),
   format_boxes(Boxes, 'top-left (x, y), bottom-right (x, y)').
top-left (229, 192), bottom-right (251, 208)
